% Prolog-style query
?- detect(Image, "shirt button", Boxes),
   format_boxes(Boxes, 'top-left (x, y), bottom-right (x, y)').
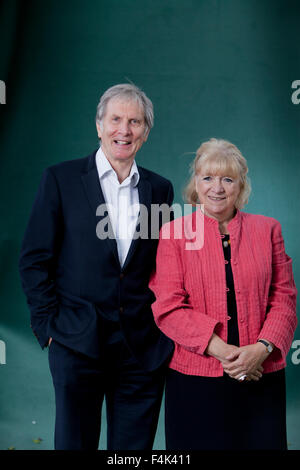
top-left (240, 318), bottom-right (244, 323)
top-left (227, 315), bottom-right (231, 320)
top-left (119, 306), bottom-right (124, 313)
top-left (236, 289), bottom-right (240, 294)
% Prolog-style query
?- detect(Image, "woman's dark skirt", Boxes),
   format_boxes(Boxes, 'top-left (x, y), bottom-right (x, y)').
top-left (165, 368), bottom-right (287, 450)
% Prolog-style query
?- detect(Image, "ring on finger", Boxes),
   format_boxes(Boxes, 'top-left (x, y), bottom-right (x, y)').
top-left (239, 374), bottom-right (247, 382)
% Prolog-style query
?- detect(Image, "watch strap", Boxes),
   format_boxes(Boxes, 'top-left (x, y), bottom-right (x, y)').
top-left (257, 339), bottom-right (273, 353)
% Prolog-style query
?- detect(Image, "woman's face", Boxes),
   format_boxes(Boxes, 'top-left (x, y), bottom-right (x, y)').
top-left (196, 171), bottom-right (241, 222)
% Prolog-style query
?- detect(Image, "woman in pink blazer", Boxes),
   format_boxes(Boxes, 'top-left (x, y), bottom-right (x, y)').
top-left (149, 138), bottom-right (297, 450)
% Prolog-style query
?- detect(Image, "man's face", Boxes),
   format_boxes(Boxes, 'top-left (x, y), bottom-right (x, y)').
top-left (96, 98), bottom-right (149, 166)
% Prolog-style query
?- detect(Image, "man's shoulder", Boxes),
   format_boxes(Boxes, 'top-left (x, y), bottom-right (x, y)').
top-left (45, 151), bottom-right (95, 177)
top-left (138, 165), bottom-right (172, 187)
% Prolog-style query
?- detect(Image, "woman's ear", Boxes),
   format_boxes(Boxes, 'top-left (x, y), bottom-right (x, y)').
top-left (194, 175), bottom-right (199, 194)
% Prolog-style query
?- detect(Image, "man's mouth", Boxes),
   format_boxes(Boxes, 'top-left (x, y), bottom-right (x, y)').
top-left (114, 140), bottom-right (131, 145)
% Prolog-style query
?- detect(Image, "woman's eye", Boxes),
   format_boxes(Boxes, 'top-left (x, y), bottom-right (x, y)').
top-left (203, 176), bottom-right (211, 181)
top-left (224, 177), bottom-right (233, 183)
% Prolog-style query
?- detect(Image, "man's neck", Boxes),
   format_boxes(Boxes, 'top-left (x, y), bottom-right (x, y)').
top-left (101, 150), bottom-right (135, 184)
top-left (111, 160), bottom-right (134, 184)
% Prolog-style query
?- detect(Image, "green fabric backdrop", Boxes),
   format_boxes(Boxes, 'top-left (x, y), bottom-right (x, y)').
top-left (0, 0), bottom-right (299, 450)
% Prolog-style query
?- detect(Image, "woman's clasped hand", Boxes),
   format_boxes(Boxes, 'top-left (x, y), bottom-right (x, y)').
top-left (221, 343), bottom-right (271, 382)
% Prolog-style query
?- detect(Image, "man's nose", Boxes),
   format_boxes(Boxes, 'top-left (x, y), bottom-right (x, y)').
top-left (119, 120), bottom-right (131, 135)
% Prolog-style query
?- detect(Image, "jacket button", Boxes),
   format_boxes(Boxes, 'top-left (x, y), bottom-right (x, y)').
top-left (119, 307), bottom-right (124, 313)
top-left (120, 273), bottom-right (124, 279)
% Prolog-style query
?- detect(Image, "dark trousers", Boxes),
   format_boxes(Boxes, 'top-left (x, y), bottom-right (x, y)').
top-left (165, 368), bottom-right (287, 451)
top-left (48, 339), bottom-right (166, 450)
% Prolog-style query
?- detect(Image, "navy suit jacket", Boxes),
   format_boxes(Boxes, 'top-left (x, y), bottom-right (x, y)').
top-left (19, 151), bottom-right (174, 371)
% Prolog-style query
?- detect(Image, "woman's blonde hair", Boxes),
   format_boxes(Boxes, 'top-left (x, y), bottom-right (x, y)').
top-left (184, 138), bottom-right (251, 209)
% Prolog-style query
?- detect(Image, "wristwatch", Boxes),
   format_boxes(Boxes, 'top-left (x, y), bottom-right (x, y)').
top-left (257, 339), bottom-right (274, 353)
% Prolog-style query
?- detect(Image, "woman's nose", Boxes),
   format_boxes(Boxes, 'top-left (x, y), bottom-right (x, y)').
top-left (212, 179), bottom-right (225, 192)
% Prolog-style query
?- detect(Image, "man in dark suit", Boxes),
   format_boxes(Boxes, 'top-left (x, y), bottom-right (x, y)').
top-left (19, 84), bottom-right (174, 450)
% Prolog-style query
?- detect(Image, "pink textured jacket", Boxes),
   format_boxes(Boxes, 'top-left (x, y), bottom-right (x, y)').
top-left (149, 210), bottom-right (297, 376)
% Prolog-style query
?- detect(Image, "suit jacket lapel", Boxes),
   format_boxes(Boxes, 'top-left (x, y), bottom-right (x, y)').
top-left (81, 152), bottom-right (119, 265)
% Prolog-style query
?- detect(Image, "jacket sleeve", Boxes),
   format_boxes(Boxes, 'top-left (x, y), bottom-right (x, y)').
top-left (258, 220), bottom-right (298, 359)
top-left (19, 168), bottom-right (62, 348)
top-left (149, 225), bottom-right (221, 355)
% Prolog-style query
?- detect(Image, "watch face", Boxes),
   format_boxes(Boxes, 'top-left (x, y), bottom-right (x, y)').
top-left (267, 344), bottom-right (273, 353)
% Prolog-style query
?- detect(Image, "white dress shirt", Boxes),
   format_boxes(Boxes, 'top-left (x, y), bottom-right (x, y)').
top-left (95, 147), bottom-right (140, 267)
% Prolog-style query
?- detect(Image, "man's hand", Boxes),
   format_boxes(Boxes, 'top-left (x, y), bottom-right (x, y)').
top-left (222, 343), bottom-right (269, 381)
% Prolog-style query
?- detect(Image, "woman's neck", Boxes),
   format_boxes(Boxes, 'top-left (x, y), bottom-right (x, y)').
top-left (217, 210), bottom-right (237, 234)
top-left (219, 220), bottom-right (230, 234)
top-left (201, 207), bottom-right (237, 234)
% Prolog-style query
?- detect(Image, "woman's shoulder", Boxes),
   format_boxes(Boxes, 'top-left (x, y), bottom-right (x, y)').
top-left (241, 211), bottom-right (282, 231)
top-left (160, 212), bottom-right (194, 240)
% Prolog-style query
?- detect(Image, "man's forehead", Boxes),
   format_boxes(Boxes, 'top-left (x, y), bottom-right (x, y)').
top-left (106, 97), bottom-right (145, 116)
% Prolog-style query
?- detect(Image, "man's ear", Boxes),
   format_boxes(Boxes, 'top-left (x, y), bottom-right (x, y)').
top-left (143, 128), bottom-right (150, 142)
top-left (96, 122), bottom-right (102, 139)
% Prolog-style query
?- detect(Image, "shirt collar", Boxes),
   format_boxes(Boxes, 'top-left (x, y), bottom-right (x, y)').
top-left (96, 147), bottom-right (140, 187)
